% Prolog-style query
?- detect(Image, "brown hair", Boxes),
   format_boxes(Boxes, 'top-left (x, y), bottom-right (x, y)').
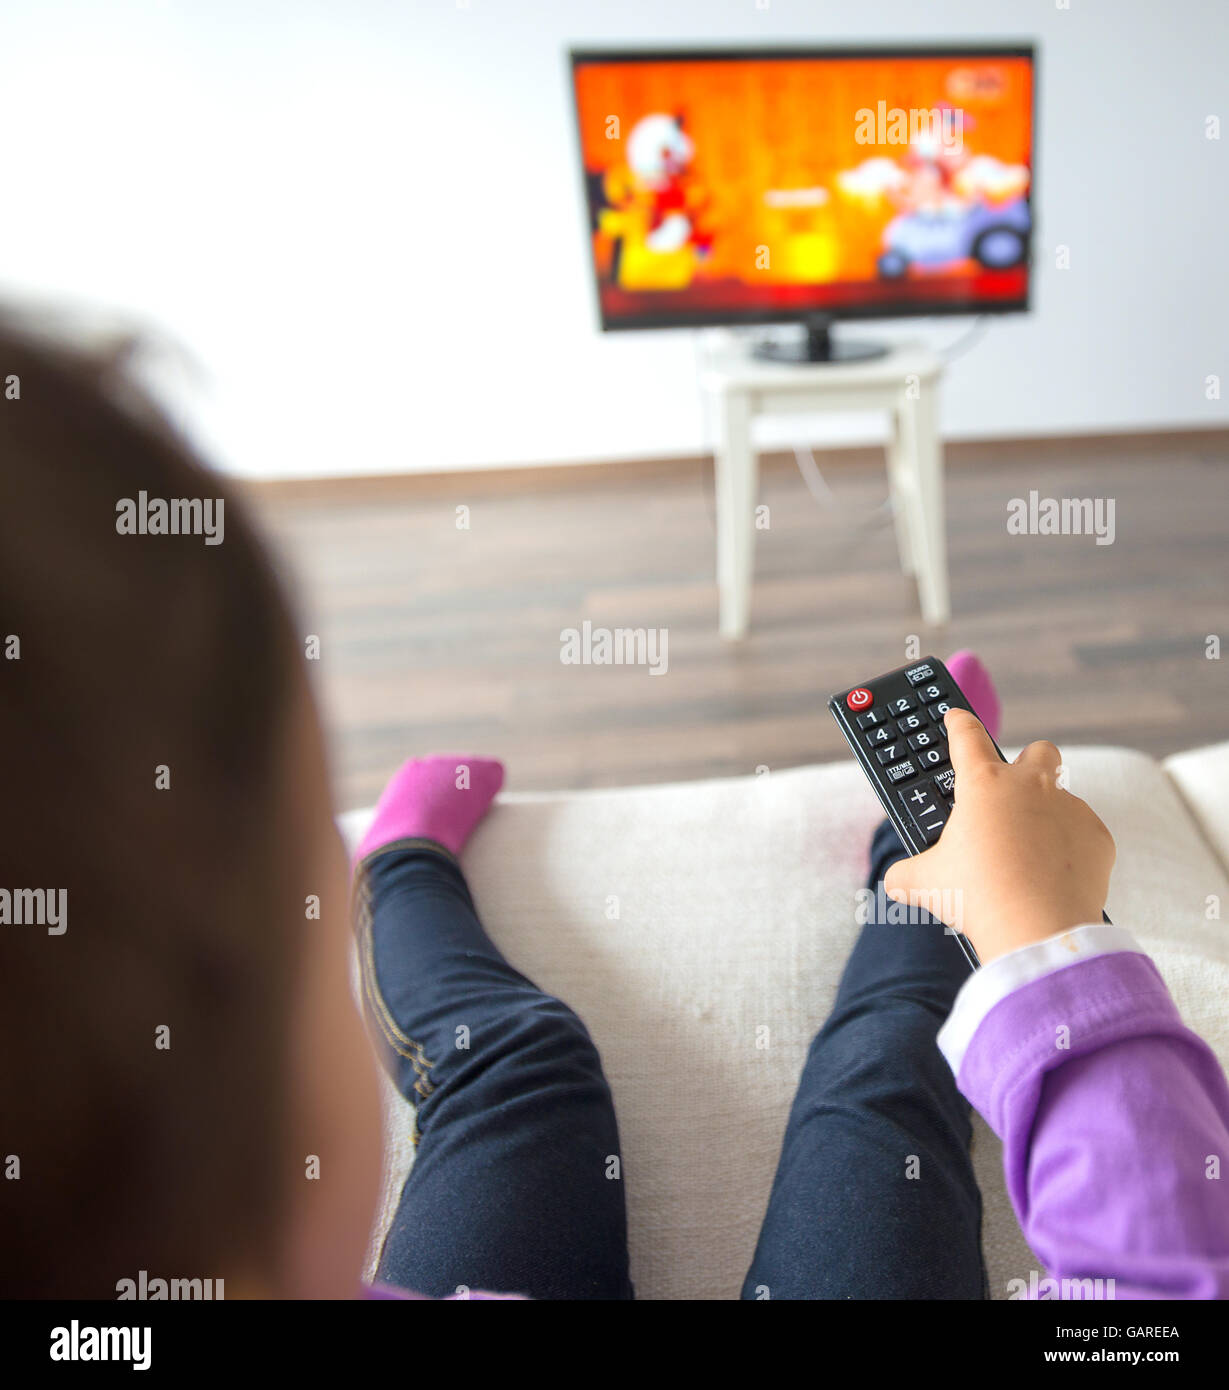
top-left (0, 316), bottom-right (307, 1296)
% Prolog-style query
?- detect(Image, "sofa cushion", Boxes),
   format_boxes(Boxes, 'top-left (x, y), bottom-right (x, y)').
top-left (1165, 740), bottom-right (1229, 879)
top-left (340, 744), bottom-right (1229, 1300)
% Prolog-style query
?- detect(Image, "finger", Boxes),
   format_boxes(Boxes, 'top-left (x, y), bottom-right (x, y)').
top-left (883, 858), bottom-right (910, 900)
top-left (884, 848), bottom-right (957, 927)
top-left (1014, 738), bottom-right (1062, 780)
top-left (943, 706), bottom-right (1000, 773)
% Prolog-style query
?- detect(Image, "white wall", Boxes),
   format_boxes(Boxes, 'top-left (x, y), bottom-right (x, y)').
top-left (0, 0), bottom-right (1225, 478)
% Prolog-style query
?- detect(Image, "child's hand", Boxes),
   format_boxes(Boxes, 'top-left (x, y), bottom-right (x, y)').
top-left (882, 708), bottom-right (1116, 965)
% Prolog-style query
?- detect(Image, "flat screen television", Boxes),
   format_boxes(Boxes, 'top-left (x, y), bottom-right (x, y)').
top-left (570, 44), bottom-right (1036, 360)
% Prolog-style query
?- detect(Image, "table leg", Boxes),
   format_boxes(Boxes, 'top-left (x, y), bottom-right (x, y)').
top-left (714, 389), bottom-right (756, 639)
top-left (886, 409), bottom-right (916, 578)
top-left (905, 385), bottom-right (951, 626)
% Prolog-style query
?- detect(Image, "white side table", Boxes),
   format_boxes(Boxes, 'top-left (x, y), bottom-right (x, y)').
top-left (699, 337), bottom-right (950, 638)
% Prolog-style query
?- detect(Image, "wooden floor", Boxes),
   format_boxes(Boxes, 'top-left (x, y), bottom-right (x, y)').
top-left (246, 432), bottom-right (1229, 811)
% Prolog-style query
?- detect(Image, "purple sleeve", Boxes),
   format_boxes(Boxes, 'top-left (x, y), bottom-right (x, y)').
top-left (956, 951), bottom-right (1229, 1299)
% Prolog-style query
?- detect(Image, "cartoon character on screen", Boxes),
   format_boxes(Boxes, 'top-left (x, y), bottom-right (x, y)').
top-left (627, 114), bottom-right (714, 257)
top-left (893, 105), bottom-right (972, 220)
top-left (837, 104), bottom-right (1031, 280)
top-left (593, 113), bottom-right (713, 291)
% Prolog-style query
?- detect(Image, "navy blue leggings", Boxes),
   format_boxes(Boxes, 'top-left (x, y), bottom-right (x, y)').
top-left (356, 822), bottom-right (984, 1300)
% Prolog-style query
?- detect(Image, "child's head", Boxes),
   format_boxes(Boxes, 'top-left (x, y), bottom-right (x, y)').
top-left (0, 317), bottom-right (381, 1297)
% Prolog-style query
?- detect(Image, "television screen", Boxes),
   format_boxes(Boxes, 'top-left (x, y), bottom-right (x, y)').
top-left (571, 46), bottom-right (1036, 330)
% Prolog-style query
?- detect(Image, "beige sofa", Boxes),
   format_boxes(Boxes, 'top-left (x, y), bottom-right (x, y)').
top-left (341, 740), bottom-right (1229, 1300)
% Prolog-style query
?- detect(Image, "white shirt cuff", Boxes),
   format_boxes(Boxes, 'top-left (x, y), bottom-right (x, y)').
top-left (937, 923), bottom-right (1144, 1075)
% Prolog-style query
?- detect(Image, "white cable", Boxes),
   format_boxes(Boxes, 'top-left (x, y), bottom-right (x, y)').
top-left (793, 443), bottom-right (836, 505)
top-left (939, 314), bottom-right (992, 362)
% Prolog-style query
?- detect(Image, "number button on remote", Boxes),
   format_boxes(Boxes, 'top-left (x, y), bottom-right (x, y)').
top-left (916, 746), bottom-right (949, 770)
top-left (868, 724), bottom-right (895, 746)
top-left (888, 695), bottom-right (916, 715)
top-left (917, 683), bottom-right (946, 703)
top-left (856, 708), bottom-right (886, 729)
top-left (927, 701), bottom-right (953, 723)
top-left (907, 729), bottom-right (939, 750)
top-left (874, 744), bottom-right (903, 765)
top-left (897, 713), bottom-right (926, 734)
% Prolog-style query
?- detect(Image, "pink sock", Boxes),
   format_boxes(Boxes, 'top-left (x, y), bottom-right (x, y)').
top-left (945, 650), bottom-right (1002, 742)
top-left (354, 756), bottom-right (505, 864)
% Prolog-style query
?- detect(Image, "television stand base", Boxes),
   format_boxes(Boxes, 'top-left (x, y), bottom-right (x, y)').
top-left (752, 315), bottom-right (889, 364)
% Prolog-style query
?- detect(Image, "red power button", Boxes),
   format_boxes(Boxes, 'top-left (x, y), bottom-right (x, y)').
top-left (846, 688), bottom-right (874, 711)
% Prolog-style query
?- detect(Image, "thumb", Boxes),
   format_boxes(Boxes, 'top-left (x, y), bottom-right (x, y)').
top-left (883, 846), bottom-right (936, 901)
top-left (884, 832), bottom-right (952, 895)
top-left (883, 841), bottom-right (957, 929)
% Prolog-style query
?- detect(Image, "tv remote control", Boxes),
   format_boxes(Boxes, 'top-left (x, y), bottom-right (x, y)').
top-left (828, 656), bottom-right (1006, 971)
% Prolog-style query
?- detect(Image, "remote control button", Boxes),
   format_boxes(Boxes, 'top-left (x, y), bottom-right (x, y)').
top-left (867, 724), bottom-right (895, 746)
top-left (904, 663), bottom-right (936, 685)
top-left (874, 743), bottom-right (904, 765)
top-left (916, 683), bottom-right (946, 704)
top-left (855, 708), bottom-right (886, 729)
top-left (884, 758), bottom-right (917, 785)
top-left (933, 767), bottom-right (957, 799)
top-left (927, 701), bottom-right (954, 723)
top-left (916, 746), bottom-right (949, 770)
top-left (907, 729), bottom-right (940, 751)
top-left (846, 688), bottom-right (874, 712)
top-left (896, 712), bottom-right (926, 734)
top-left (898, 785), bottom-right (948, 842)
top-left (887, 695), bottom-right (916, 715)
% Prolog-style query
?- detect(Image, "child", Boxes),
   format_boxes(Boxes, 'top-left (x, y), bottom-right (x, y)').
top-left (2, 318), bottom-right (1226, 1300)
top-left (354, 661), bottom-right (1229, 1299)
